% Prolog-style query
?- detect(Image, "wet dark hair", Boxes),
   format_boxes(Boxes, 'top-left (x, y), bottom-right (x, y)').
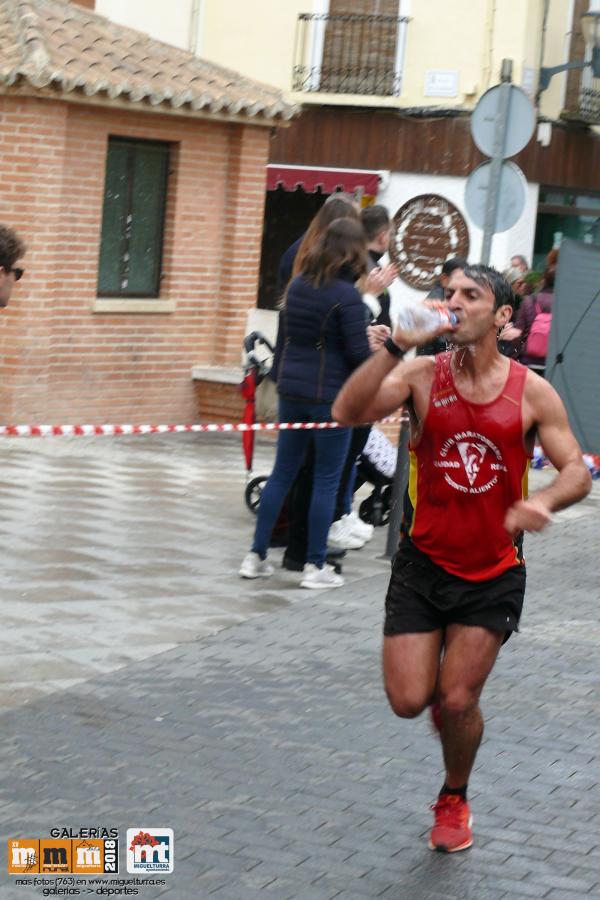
top-left (300, 218), bottom-right (368, 288)
top-left (442, 256), bottom-right (467, 277)
top-left (461, 263), bottom-right (514, 310)
top-left (543, 250), bottom-right (558, 289)
top-left (360, 204), bottom-right (390, 241)
top-left (292, 196), bottom-right (359, 278)
top-left (542, 265), bottom-right (556, 289)
top-left (0, 224), bottom-right (26, 271)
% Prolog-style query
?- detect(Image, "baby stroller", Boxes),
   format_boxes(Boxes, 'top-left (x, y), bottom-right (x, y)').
top-left (240, 329), bottom-right (396, 543)
top-left (240, 331), bottom-right (275, 500)
top-left (353, 427), bottom-right (396, 527)
top-left (240, 331), bottom-right (289, 546)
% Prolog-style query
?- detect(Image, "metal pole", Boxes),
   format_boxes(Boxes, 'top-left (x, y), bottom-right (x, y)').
top-left (383, 418), bottom-right (410, 560)
top-left (480, 64), bottom-right (512, 265)
top-left (188, 0), bottom-right (201, 54)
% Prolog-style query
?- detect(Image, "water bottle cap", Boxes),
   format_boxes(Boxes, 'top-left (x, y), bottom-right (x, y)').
top-left (448, 311), bottom-right (458, 327)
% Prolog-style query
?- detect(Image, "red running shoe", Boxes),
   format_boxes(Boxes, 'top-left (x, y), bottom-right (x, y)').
top-left (430, 702), bottom-right (442, 735)
top-left (428, 794), bottom-right (473, 852)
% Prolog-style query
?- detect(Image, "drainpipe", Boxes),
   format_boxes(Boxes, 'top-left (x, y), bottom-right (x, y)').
top-left (189, 0), bottom-right (201, 55)
top-left (481, 0), bottom-right (496, 90)
top-left (535, 0), bottom-right (551, 106)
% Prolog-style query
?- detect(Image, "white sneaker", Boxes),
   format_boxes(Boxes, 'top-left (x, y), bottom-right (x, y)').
top-left (346, 510), bottom-right (374, 542)
top-left (328, 517), bottom-right (365, 550)
top-left (239, 552), bottom-right (274, 579)
top-left (300, 563), bottom-right (344, 589)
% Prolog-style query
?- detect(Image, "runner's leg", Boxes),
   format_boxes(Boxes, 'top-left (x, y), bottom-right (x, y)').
top-left (383, 631), bottom-right (444, 719)
top-left (437, 623), bottom-right (504, 788)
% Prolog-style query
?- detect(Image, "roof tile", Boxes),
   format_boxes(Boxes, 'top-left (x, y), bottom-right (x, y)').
top-left (0, 0), bottom-right (299, 122)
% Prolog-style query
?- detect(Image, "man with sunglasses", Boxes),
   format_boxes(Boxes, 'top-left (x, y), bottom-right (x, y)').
top-left (0, 224), bottom-right (26, 308)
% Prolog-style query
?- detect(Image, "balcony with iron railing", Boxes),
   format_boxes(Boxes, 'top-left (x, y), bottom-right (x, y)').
top-left (576, 55), bottom-right (600, 121)
top-left (559, 6), bottom-right (600, 124)
top-left (561, 60), bottom-right (600, 122)
top-left (292, 12), bottom-right (409, 97)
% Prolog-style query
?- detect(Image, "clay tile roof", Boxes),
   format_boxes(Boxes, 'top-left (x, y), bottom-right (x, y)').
top-left (0, 0), bottom-right (299, 123)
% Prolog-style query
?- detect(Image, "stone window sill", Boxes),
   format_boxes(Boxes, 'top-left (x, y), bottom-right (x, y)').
top-left (191, 366), bottom-right (240, 385)
top-left (93, 298), bottom-right (176, 314)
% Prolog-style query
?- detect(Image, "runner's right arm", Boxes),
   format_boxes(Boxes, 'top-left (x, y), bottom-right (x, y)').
top-left (333, 315), bottom-right (451, 427)
top-left (332, 351), bottom-right (429, 426)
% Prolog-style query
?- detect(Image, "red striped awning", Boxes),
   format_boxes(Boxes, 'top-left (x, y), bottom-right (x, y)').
top-left (266, 164), bottom-right (380, 195)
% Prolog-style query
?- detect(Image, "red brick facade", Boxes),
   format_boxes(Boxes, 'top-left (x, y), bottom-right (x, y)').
top-left (0, 96), bottom-right (270, 423)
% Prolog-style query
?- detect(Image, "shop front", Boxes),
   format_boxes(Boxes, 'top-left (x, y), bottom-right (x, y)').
top-left (257, 164), bottom-right (382, 311)
top-left (533, 187), bottom-right (600, 270)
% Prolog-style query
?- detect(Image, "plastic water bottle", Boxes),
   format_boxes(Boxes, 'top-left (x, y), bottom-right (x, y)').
top-left (396, 304), bottom-right (458, 333)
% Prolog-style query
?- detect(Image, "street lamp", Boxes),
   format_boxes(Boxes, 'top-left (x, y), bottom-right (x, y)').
top-left (581, 9), bottom-right (600, 45)
top-left (581, 9), bottom-right (600, 77)
top-left (538, 10), bottom-right (600, 94)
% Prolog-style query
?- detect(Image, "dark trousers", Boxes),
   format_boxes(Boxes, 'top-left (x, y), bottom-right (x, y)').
top-left (285, 426), bottom-right (371, 565)
top-left (252, 398), bottom-right (351, 568)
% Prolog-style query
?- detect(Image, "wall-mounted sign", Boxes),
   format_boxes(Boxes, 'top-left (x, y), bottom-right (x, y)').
top-left (391, 194), bottom-right (470, 290)
top-left (521, 66), bottom-right (536, 98)
top-left (424, 69), bottom-right (459, 98)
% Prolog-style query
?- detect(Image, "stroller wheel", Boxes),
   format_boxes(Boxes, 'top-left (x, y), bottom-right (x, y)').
top-left (379, 485), bottom-right (392, 526)
top-left (359, 488), bottom-right (390, 528)
top-left (359, 496), bottom-right (375, 525)
top-left (245, 475), bottom-right (268, 514)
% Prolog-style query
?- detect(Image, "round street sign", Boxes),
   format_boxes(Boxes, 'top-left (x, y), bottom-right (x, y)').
top-left (464, 160), bottom-right (527, 232)
top-left (471, 84), bottom-right (536, 158)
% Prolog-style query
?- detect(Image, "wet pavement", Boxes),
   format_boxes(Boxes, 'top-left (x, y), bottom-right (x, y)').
top-left (0, 432), bottom-right (599, 899)
top-left (0, 434), bottom-right (391, 714)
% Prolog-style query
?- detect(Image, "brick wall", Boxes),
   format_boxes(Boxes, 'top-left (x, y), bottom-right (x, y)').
top-left (0, 99), bottom-right (70, 420)
top-left (0, 95), bottom-right (270, 423)
top-left (193, 381), bottom-right (245, 424)
top-left (215, 127), bottom-right (270, 365)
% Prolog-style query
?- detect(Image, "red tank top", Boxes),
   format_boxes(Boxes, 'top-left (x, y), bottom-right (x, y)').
top-left (404, 352), bottom-right (531, 581)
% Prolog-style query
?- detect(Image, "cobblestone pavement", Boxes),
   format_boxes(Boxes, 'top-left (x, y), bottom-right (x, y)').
top-left (0, 434), bottom-right (599, 899)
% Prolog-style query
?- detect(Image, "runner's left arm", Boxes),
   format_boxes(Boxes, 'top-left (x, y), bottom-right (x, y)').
top-left (504, 378), bottom-right (592, 536)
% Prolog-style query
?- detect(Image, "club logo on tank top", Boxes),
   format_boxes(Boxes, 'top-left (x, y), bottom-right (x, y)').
top-left (435, 430), bottom-right (508, 494)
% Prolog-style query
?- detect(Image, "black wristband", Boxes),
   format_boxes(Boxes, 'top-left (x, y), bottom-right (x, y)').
top-left (383, 336), bottom-right (406, 359)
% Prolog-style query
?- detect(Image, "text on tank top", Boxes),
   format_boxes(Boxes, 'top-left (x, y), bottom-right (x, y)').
top-left (404, 352), bottom-right (531, 581)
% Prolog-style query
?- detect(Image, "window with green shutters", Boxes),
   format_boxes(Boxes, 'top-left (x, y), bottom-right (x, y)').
top-left (97, 138), bottom-right (170, 298)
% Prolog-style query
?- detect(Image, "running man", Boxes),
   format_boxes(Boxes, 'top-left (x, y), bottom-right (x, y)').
top-left (332, 264), bottom-right (591, 852)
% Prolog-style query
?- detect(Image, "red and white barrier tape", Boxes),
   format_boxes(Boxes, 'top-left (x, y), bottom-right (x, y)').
top-left (0, 416), bottom-right (407, 438)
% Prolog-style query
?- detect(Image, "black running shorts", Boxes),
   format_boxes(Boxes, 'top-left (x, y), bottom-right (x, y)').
top-left (384, 539), bottom-right (526, 643)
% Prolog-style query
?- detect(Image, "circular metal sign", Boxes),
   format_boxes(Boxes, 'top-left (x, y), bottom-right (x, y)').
top-left (464, 160), bottom-right (527, 232)
top-left (391, 194), bottom-right (470, 290)
top-left (471, 84), bottom-right (536, 159)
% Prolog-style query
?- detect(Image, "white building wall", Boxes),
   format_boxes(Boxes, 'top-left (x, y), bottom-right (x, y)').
top-left (92, 1), bottom-right (561, 118)
top-left (377, 172), bottom-right (539, 323)
top-left (95, 0), bottom-right (197, 51)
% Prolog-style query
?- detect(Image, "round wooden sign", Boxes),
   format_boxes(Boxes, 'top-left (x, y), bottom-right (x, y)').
top-left (391, 195), bottom-right (470, 290)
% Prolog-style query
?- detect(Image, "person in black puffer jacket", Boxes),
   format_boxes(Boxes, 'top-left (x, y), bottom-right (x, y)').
top-left (240, 218), bottom-right (371, 589)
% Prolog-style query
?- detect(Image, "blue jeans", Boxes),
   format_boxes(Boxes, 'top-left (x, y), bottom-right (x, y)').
top-left (340, 463), bottom-right (357, 517)
top-left (251, 397), bottom-right (351, 568)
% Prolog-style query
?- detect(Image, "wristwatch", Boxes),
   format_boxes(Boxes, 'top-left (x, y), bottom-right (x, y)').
top-left (383, 336), bottom-right (406, 359)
